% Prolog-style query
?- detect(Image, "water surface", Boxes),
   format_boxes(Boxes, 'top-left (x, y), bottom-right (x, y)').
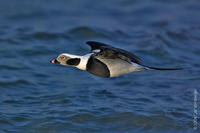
top-left (0, 0), bottom-right (200, 133)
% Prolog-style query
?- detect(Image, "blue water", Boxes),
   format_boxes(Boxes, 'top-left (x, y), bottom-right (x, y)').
top-left (0, 0), bottom-right (200, 133)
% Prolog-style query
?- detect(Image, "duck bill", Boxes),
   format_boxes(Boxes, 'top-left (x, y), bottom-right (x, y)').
top-left (50, 59), bottom-right (58, 63)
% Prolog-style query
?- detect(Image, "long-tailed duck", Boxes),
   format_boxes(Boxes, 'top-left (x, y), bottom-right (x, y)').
top-left (50, 41), bottom-right (181, 77)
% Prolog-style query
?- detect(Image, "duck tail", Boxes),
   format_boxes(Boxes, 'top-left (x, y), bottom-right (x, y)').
top-left (144, 66), bottom-right (183, 70)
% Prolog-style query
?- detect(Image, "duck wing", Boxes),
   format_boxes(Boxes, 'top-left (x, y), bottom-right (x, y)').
top-left (86, 41), bottom-right (142, 64)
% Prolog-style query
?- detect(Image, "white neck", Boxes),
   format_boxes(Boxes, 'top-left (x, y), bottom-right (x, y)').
top-left (76, 53), bottom-right (92, 70)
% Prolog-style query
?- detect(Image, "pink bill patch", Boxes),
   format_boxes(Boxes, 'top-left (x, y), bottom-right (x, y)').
top-left (51, 60), bottom-right (55, 63)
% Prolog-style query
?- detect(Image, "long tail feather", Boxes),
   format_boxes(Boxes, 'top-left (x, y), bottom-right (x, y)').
top-left (144, 66), bottom-right (183, 70)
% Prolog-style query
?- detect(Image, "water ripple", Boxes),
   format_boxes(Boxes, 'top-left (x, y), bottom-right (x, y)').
top-left (68, 26), bottom-right (111, 39)
top-left (0, 79), bottom-right (33, 88)
top-left (19, 32), bottom-right (70, 41)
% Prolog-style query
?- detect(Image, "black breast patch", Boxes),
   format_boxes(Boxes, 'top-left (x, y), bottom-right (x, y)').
top-left (86, 57), bottom-right (110, 77)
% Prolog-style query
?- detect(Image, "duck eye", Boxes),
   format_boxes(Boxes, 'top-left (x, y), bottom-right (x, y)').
top-left (60, 56), bottom-right (65, 60)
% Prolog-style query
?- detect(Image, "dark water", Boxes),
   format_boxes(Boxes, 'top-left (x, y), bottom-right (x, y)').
top-left (0, 0), bottom-right (200, 133)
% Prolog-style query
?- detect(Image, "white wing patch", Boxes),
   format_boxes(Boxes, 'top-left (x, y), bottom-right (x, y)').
top-left (92, 49), bottom-right (101, 53)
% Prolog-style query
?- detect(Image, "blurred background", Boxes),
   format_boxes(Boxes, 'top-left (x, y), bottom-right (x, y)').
top-left (0, 0), bottom-right (200, 133)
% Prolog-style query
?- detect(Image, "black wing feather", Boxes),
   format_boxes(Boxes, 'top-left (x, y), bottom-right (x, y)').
top-left (86, 41), bottom-right (142, 64)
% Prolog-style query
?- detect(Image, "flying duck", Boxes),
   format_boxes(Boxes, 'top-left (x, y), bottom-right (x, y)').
top-left (50, 41), bottom-right (181, 78)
